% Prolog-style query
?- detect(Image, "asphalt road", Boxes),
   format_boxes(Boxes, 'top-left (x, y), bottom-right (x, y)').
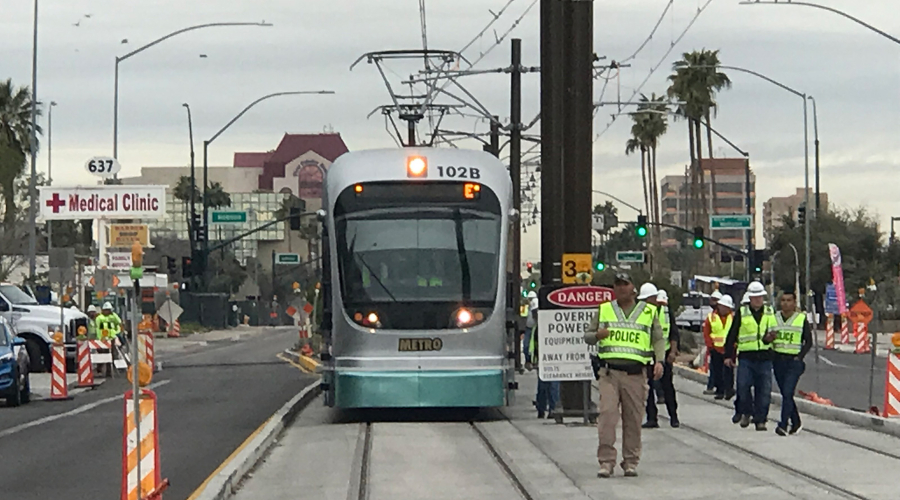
top-left (0, 327), bottom-right (315, 500)
top-left (799, 348), bottom-right (887, 412)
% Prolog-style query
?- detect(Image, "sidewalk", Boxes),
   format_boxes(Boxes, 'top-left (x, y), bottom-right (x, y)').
top-left (504, 370), bottom-right (900, 499)
top-left (153, 325), bottom-right (281, 355)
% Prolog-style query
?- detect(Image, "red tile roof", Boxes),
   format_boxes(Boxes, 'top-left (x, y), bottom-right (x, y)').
top-left (259, 133), bottom-right (349, 190)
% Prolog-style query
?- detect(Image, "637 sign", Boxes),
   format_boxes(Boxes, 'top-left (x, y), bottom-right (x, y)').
top-left (84, 156), bottom-right (121, 178)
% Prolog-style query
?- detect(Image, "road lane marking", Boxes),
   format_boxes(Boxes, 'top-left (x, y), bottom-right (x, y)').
top-left (0, 379), bottom-right (171, 439)
top-left (185, 414), bottom-right (274, 500)
top-left (276, 352), bottom-right (311, 373)
top-left (817, 355), bottom-right (849, 368)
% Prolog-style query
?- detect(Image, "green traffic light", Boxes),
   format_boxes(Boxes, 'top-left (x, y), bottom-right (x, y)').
top-left (529, 281), bottom-right (536, 288)
top-left (595, 262), bottom-right (605, 271)
top-left (636, 226), bottom-right (648, 237)
top-left (693, 238), bottom-right (704, 249)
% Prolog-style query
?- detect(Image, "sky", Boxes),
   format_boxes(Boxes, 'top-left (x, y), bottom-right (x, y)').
top-left (2, 0), bottom-right (899, 264)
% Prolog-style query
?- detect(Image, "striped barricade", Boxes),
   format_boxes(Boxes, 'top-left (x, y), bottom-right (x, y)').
top-left (121, 389), bottom-right (161, 500)
top-left (76, 340), bottom-right (95, 388)
top-left (884, 350), bottom-right (900, 418)
top-left (50, 343), bottom-right (69, 400)
top-left (824, 313), bottom-right (835, 350)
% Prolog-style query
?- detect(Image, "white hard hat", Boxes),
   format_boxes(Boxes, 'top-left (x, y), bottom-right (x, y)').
top-left (741, 292), bottom-right (750, 304)
top-left (747, 281), bottom-right (767, 297)
top-left (527, 291), bottom-right (537, 299)
top-left (637, 283), bottom-right (659, 300)
top-left (718, 295), bottom-right (735, 309)
top-left (657, 290), bottom-right (669, 303)
top-left (711, 290), bottom-right (723, 300)
top-left (87, 305), bottom-right (97, 313)
top-left (102, 302), bottom-right (113, 310)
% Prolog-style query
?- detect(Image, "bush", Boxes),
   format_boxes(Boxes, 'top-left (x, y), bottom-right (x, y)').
top-left (179, 322), bottom-right (211, 335)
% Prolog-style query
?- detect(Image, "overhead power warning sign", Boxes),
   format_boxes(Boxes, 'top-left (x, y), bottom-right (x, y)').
top-left (535, 285), bottom-right (614, 382)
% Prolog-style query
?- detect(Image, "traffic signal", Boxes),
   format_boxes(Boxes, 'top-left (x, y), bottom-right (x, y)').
top-left (166, 256), bottom-right (176, 275)
top-left (636, 215), bottom-right (648, 238)
top-left (751, 249), bottom-right (765, 273)
top-left (195, 224), bottom-right (207, 244)
top-left (182, 256), bottom-right (194, 277)
top-left (529, 280), bottom-right (537, 289)
top-left (526, 261), bottom-right (533, 273)
top-left (692, 226), bottom-right (705, 249)
top-left (797, 204), bottom-right (806, 225)
top-left (289, 206), bottom-right (302, 230)
top-left (594, 260), bottom-right (605, 271)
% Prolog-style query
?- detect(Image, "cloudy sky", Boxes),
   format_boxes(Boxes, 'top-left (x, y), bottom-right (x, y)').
top-left (3, 0), bottom-right (899, 263)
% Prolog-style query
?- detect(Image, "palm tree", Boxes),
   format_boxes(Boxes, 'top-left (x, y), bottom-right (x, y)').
top-left (0, 79), bottom-right (42, 227)
top-left (696, 50), bottom-right (731, 212)
top-left (206, 182), bottom-right (231, 209)
top-left (625, 133), bottom-right (650, 222)
top-left (636, 94), bottom-right (669, 241)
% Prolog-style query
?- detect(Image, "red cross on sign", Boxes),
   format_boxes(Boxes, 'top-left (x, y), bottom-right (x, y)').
top-left (46, 193), bottom-right (65, 213)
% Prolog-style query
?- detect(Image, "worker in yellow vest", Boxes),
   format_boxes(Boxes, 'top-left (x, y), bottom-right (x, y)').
top-left (641, 285), bottom-right (681, 429)
top-left (585, 273), bottom-right (665, 478)
top-left (724, 281), bottom-right (777, 431)
top-left (704, 290), bottom-right (723, 393)
top-left (764, 289), bottom-right (812, 436)
top-left (704, 295), bottom-right (736, 399)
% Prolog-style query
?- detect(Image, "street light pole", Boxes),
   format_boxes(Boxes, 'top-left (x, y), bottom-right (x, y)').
top-left (47, 101), bottom-right (56, 250)
top-left (740, 1), bottom-right (900, 45)
top-left (182, 104), bottom-right (196, 268)
top-left (113, 22), bottom-right (273, 165)
top-left (27, 0), bottom-right (39, 279)
top-left (199, 90), bottom-right (335, 288)
top-left (808, 96), bottom-right (820, 214)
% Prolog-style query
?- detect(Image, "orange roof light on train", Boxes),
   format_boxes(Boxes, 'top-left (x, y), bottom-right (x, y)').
top-left (407, 156), bottom-right (427, 178)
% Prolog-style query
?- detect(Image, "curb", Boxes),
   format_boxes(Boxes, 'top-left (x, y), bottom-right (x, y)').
top-left (672, 363), bottom-right (900, 439)
top-left (189, 380), bottom-right (321, 500)
top-left (282, 349), bottom-right (321, 373)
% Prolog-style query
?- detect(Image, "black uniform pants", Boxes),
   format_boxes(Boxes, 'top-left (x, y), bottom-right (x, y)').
top-left (646, 361), bottom-right (678, 423)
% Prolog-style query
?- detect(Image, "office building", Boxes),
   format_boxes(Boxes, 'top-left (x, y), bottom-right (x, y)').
top-left (763, 188), bottom-right (828, 247)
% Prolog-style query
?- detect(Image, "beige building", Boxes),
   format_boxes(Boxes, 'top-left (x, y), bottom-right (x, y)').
top-left (763, 188), bottom-right (828, 247)
top-left (660, 158), bottom-right (756, 250)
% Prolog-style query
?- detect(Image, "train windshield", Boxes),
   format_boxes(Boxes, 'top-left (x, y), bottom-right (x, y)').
top-left (336, 207), bottom-right (501, 304)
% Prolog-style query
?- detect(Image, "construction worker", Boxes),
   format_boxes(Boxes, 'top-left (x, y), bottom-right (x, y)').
top-left (724, 281), bottom-right (777, 431)
top-left (703, 295), bottom-right (736, 400)
top-left (643, 287), bottom-right (680, 429)
top-left (95, 302), bottom-right (122, 341)
top-left (523, 291), bottom-right (538, 370)
top-left (85, 305), bottom-right (99, 339)
top-left (585, 273), bottom-right (665, 478)
top-left (765, 289), bottom-right (812, 436)
top-left (703, 290), bottom-right (723, 393)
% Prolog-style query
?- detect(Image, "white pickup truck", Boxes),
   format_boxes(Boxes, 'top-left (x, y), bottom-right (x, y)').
top-left (675, 291), bottom-right (713, 332)
top-left (0, 283), bottom-right (89, 372)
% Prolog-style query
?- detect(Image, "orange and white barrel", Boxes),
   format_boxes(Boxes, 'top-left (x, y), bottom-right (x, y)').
top-left (840, 315), bottom-right (850, 344)
top-left (121, 389), bottom-right (160, 500)
top-left (855, 323), bottom-right (870, 354)
top-left (884, 353), bottom-right (900, 418)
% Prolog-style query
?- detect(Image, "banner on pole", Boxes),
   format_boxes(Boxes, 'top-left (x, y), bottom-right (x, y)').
top-left (828, 243), bottom-right (848, 315)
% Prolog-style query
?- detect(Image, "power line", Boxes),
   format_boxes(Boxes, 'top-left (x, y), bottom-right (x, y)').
top-left (619, 0), bottom-right (675, 64)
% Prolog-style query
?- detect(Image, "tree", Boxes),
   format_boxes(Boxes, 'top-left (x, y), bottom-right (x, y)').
top-left (206, 182), bottom-right (231, 209)
top-left (0, 79), bottom-right (42, 228)
top-left (173, 176), bottom-right (199, 204)
top-left (636, 93), bottom-right (669, 241)
top-left (625, 133), bottom-right (650, 221)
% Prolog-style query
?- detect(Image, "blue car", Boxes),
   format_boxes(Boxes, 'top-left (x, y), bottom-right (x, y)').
top-left (0, 317), bottom-right (31, 406)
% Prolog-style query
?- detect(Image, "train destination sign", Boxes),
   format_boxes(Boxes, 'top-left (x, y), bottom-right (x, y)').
top-left (536, 285), bottom-right (614, 382)
top-left (39, 185), bottom-right (167, 220)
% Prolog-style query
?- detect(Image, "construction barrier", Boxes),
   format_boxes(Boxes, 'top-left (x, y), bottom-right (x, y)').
top-left (138, 333), bottom-right (155, 372)
top-left (840, 314), bottom-right (850, 344)
top-left (50, 343), bottom-right (68, 400)
top-left (855, 322), bottom-right (870, 354)
top-left (167, 319), bottom-right (180, 338)
top-left (76, 340), bottom-right (95, 388)
top-left (121, 389), bottom-right (162, 500)
top-left (825, 313), bottom-right (835, 350)
top-left (90, 340), bottom-right (114, 366)
top-left (884, 351), bottom-right (900, 418)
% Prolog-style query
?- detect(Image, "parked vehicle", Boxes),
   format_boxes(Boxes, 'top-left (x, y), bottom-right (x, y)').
top-left (675, 291), bottom-right (713, 332)
top-left (0, 283), bottom-right (89, 373)
top-left (0, 316), bottom-right (30, 406)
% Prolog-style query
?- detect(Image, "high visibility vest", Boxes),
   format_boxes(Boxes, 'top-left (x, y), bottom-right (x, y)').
top-left (709, 312), bottom-right (733, 349)
top-left (737, 305), bottom-right (777, 353)
top-left (596, 300), bottom-right (655, 365)
top-left (659, 306), bottom-right (671, 352)
top-left (773, 311), bottom-right (806, 355)
top-left (95, 313), bottom-right (122, 341)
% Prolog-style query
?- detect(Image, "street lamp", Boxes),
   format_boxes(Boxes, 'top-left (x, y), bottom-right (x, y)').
top-left (182, 103), bottom-right (196, 254)
top-left (687, 63), bottom-right (812, 317)
top-left (807, 96), bottom-right (821, 214)
top-left (739, 2), bottom-right (900, 45)
top-left (199, 90), bottom-right (335, 287)
top-left (47, 101), bottom-right (57, 249)
top-left (113, 22), bottom-right (273, 162)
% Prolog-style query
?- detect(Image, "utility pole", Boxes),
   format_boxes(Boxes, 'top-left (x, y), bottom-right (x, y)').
top-left (510, 38), bottom-right (523, 373)
top-left (540, 0), bottom-right (565, 286)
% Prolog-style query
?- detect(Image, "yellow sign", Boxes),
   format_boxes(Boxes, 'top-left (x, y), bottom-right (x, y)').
top-left (561, 253), bottom-right (592, 284)
top-left (127, 362), bottom-right (153, 387)
top-left (109, 224), bottom-right (149, 248)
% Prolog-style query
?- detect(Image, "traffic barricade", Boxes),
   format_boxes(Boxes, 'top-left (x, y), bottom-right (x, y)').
top-left (840, 314), bottom-right (850, 344)
top-left (884, 334), bottom-right (900, 418)
top-left (825, 313), bottom-right (835, 350)
top-left (121, 388), bottom-right (163, 500)
top-left (90, 339), bottom-right (114, 374)
top-left (855, 322), bottom-right (870, 354)
top-left (50, 340), bottom-right (69, 400)
top-left (76, 340), bottom-right (96, 388)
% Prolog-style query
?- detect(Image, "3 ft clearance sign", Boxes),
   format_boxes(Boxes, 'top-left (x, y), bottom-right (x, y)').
top-left (39, 185), bottom-right (167, 220)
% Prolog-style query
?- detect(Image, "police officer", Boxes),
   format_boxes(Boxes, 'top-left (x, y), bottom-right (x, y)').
top-left (724, 282), bottom-right (777, 431)
top-left (643, 286), bottom-right (680, 429)
top-left (765, 289), bottom-right (812, 436)
top-left (585, 273), bottom-right (665, 478)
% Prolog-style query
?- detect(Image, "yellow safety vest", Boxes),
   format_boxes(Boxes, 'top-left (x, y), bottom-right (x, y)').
top-left (596, 300), bottom-right (655, 364)
top-left (709, 312), bottom-right (733, 349)
top-left (659, 306), bottom-right (671, 352)
top-left (773, 311), bottom-right (806, 355)
top-left (95, 313), bottom-right (122, 341)
top-left (737, 305), bottom-right (777, 353)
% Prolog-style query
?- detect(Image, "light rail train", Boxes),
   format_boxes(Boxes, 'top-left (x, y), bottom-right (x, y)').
top-left (318, 148), bottom-right (517, 408)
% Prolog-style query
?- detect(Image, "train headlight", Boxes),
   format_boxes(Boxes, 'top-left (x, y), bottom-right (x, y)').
top-left (407, 156), bottom-right (427, 178)
top-left (457, 309), bottom-right (473, 325)
top-left (452, 308), bottom-right (487, 329)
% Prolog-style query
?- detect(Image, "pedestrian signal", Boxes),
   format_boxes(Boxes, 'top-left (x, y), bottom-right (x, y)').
top-left (692, 227), bottom-right (704, 249)
top-left (636, 215), bottom-right (648, 238)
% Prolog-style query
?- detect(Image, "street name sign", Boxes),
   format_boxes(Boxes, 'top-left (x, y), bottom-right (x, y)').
top-left (616, 251), bottom-right (645, 263)
top-left (211, 211), bottom-right (248, 224)
top-left (710, 214), bottom-right (753, 229)
top-left (275, 253), bottom-right (300, 265)
top-left (39, 185), bottom-right (166, 220)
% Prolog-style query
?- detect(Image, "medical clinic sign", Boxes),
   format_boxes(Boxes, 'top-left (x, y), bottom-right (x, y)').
top-left (39, 185), bottom-right (166, 220)
top-left (536, 285), bottom-right (614, 382)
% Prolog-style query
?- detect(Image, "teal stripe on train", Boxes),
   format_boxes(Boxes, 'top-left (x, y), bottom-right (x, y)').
top-left (334, 370), bottom-right (505, 408)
